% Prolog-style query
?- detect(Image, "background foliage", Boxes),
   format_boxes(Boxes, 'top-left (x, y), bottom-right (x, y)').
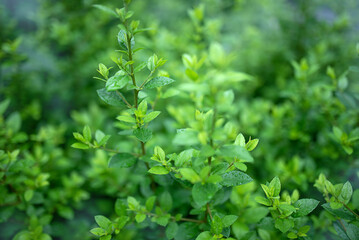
top-left (1, 0), bottom-right (359, 239)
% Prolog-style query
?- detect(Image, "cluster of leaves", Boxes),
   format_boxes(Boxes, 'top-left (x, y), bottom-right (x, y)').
top-left (314, 174), bottom-right (359, 240)
top-left (0, 99), bottom-right (90, 239)
top-left (73, 1), bottom-right (358, 240)
top-left (256, 177), bottom-right (319, 238)
top-left (1, 0), bottom-right (359, 239)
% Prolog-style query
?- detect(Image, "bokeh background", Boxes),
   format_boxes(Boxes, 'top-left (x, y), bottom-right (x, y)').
top-left (1, 0), bottom-right (359, 239)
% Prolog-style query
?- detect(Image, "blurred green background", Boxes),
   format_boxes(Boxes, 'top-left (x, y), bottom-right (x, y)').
top-left (1, 0), bottom-right (359, 239)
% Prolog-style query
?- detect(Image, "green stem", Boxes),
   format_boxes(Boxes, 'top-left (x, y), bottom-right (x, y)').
top-left (124, 2), bottom-right (138, 108)
top-left (342, 202), bottom-right (359, 219)
top-left (116, 90), bottom-right (132, 108)
top-left (206, 203), bottom-right (213, 222)
top-left (139, 70), bottom-right (155, 89)
top-left (145, 212), bottom-right (204, 224)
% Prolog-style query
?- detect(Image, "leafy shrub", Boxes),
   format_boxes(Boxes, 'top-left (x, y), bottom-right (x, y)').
top-left (1, 0), bottom-right (359, 239)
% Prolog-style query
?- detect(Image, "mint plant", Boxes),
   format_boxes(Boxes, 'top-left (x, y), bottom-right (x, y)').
top-left (71, 2), bottom-right (260, 239)
top-left (2, 0), bottom-right (359, 239)
top-left (314, 174), bottom-right (359, 239)
top-left (256, 177), bottom-right (319, 239)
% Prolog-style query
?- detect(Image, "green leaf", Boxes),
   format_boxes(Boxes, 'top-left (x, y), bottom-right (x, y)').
top-left (160, 192), bottom-right (173, 212)
top-left (192, 183), bottom-right (218, 207)
top-left (73, 132), bottom-right (86, 142)
top-left (278, 204), bottom-right (296, 216)
top-left (222, 215), bottom-right (238, 228)
top-left (154, 146), bottom-right (166, 163)
top-left (179, 168), bottom-right (201, 183)
top-left (217, 145), bottom-right (253, 162)
top-left (108, 153), bottom-right (136, 168)
top-left (100, 236), bottom-right (111, 240)
top-left (95, 130), bottom-right (105, 142)
top-left (83, 125), bottom-right (92, 142)
top-left (117, 216), bottom-right (129, 230)
top-left (90, 228), bottom-right (106, 236)
top-left (233, 162), bottom-right (247, 171)
top-left (93, 4), bottom-right (117, 17)
top-left (275, 218), bottom-right (294, 233)
top-left (71, 143), bottom-right (89, 149)
top-left (0, 99), bottom-right (10, 115)
top-left (144, 111), bottom-right (161, 123)
top-left (255, 196), bottom-right (271, 206)
top-left (117, 115), bottom-right (136, 123)
top-left (245, 139), bottom-right (259, 151)
top-left (155, 215), bottom-right (170, 226)
top-left (97, 88), bottom-right (126, 107)
top-left (99, 135), bottom-right (111, 146)
top-left (166, 222), bottom-right (178, 239)
top-left (298, 225), bottom-right (310, 234)
top-left (322, 203), bottom-right (356, 220)
top-left (135, 213), bottom-right (146, 223)
top-left (352, 189), bottom-right (359, 209)
top-left (292, 199), bottom-right (319, 217)
top-left (118, 30), bottom-right (134, 50)
top-left (287, 232), bottom-right (298, 239)
top-left (135, 61), bottom-right (147, 72)
top-left (127, 196), bottom-right (139, 210)
top-left (95, 215), bottom-right (112, 231)
top-left (258, 229), bottom-right (271, 240)
top-left (269, 177), bottom-right (281, 197)
top-left (196, 231), bottom-right (212, 240)
top-left (234, 133), bottom-right (246, 147)
top-left (6, 112), bottom-right (21, 132)
top-left (220, 171), bottom-right (253, 187)
top-left (148, 166), bottom-right (169, 175)
top-left (58, 206), bottom-right (74, 219)
top-left (97, 63), bottom-right (109, 78)
top-left (346, 223), bottom-right (359, 240)
top-left (339, 181), bottom-right (353, 204)
top-left (333, 126), bottom-right (343, 139)
top-left (24, 189), bottom-right (34, 202)
top-left (211, 215), bottom-right (223, 235)
top-left (144, 76), bottom-right (175, 89)
top-left (175, 149), bottom-right (193, 167)
top-left (145, 196), bottom-right (156, 211)
top-left (115, 199), bottom-right (127, 216)
top-left (133, 128), bottom-right (152, 142)
top-left (242, 207), bottom-right (269, 223)
top-left (106, 72), bottom-right (129, 91)
top-left (95, 130), bottom-right (111, 146)
top-left (138, 100), bottom-right (148, 114)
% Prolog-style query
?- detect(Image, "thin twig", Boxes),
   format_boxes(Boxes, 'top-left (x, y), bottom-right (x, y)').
top-left (139, 70), bottom-right (155, 89)
top-left (145, 212), bottom-right (204, 224)
top-left (116, 91), bottom-right (133, 108)
top-left (206, 203), bottom-right (213, 221)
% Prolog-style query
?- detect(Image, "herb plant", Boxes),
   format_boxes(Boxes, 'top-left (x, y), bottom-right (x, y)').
top-left (1, 0), bottom-right (359, 239)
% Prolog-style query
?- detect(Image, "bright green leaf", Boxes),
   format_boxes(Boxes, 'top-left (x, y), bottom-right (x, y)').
top-left (148, 166), bottom-right (169, 175)
top-left (144, 76), bottom-right (175, 89)
top-left (108, 153), bottom-right (136, 168)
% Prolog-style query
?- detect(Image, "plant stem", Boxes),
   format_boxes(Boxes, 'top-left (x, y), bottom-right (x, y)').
top-left (332, 194), bottom-right (359, 219)
top-left (139, 70), bottom-right (155, 89)
top-left (123, 1), bottom-right (156, 191)
top-left (124, 2), bottom-right (138, 108)
top-left (207, 108), bottom-right (217, 166)
top-left (343, 203), bottom-right (359, 219)
top-left (338, 219), bottom-right (347, 233)
top-left (226, 162), bottom-right (234, 170)
top-left (145, 212), bottom-right (204, 224)
top-left (116, 91), bottom-right (132, 108)
top-left (206, 203), bottom-right (213, 222)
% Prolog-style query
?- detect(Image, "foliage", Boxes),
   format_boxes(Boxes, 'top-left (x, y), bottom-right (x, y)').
top-left (1, 0), bottom-right (359, 239)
